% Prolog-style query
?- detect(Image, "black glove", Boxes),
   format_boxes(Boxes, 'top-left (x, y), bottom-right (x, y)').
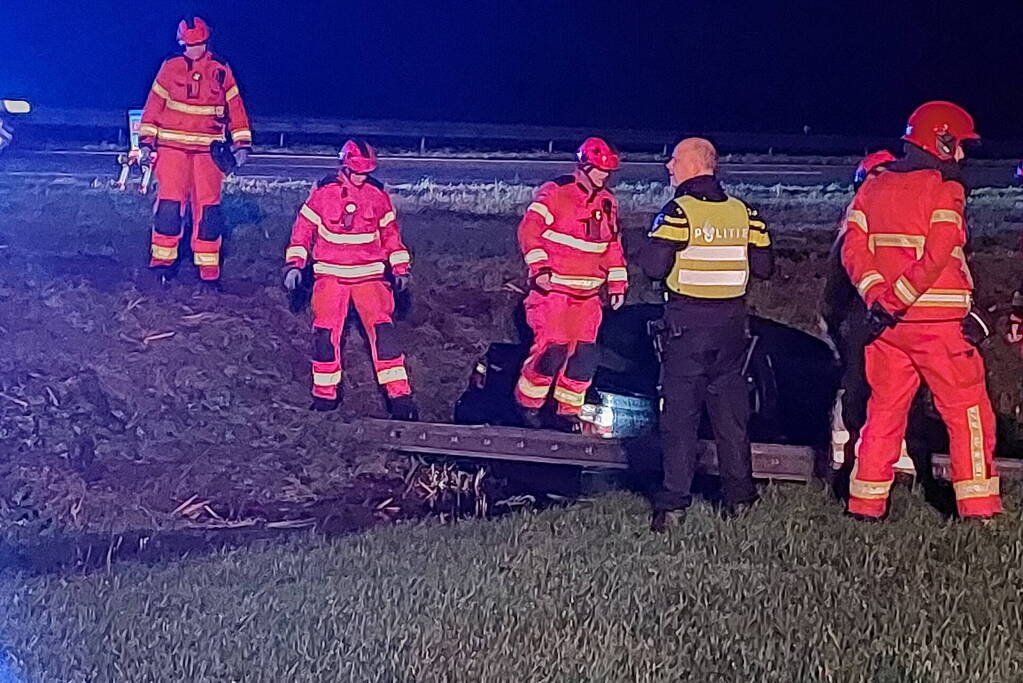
top-left (962, 307), bottom-right (992, 349)
top-left (210, 140), bottom-right (238, 173)
top-left (393, 274), bottom-right (410, 293)
top-left (865, 302), bottom-right (899, 344)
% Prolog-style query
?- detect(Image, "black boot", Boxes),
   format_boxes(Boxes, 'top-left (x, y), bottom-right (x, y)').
top-left (650, 509), bottom-right (686, 534)
top-left (311, 397), bottom-right (339, 412)
top-left (389, 395), bottom-right (419, 422)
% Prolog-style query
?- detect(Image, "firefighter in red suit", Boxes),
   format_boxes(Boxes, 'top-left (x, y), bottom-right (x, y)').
top-left (283, 140), bottom-right (418, 419)
top-left (514, 137), bottom-right (628, 429)
top-left (139, 17), bottom-right (252, 284)
top-left (842, 101), bottom-right (1000, 520)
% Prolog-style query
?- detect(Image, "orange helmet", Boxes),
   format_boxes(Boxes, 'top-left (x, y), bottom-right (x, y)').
top-left (902, 101), bottom-right (979, 161)
top-left (339, 140), bottom-right (378, 173)
top-left (177, 17), bottom-right (211, 46)
top-left (577, 137), bottom-right (620, 171)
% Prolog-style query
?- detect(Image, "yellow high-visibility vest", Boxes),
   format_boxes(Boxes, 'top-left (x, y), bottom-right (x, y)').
top-left (650, 195), bottom-right (768, 299)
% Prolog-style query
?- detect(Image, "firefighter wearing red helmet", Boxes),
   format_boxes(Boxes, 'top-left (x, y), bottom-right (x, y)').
top-left (842, 101), bottom-right (1000, 520)
top-left (283, 140), bottom-right (418, 419)
top-left (514, 137), bottom-right (628, 428)
top-left (139, 16), bottom-right (252, 285)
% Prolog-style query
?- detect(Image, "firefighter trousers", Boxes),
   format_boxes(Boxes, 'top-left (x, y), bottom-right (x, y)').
top-left (850, 321), bottom-right (1001, 518)
top-left (149, 147), bottom-right (226, 281)
top-left (654, 320), bottom-right (757, 511)
top-left (309, 278), bottom-right (412, 401)
top-left (515, 290), bottom-right (602, 416)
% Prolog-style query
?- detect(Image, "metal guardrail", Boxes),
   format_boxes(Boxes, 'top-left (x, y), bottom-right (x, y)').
top-left (19, 107), bottom-right (910, 156)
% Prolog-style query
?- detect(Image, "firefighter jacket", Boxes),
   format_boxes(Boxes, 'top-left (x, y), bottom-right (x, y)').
top-left (642, 176), bottom-right (772, 325)
top-left (518, 171), bottom-right (628, 298)
top-left (285, 173), bottom-right (411, 284)
top-left (139, 52), bottom-right (252, 153)
top-left (842, 157), bottom-right (972, 322)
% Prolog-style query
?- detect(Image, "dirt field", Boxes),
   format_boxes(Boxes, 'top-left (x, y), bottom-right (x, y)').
top-left (1, 175), bottom-right (1022, 540)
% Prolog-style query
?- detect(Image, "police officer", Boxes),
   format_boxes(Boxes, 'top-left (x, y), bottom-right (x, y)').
top-left (642, 138), bottom-right (774, 532)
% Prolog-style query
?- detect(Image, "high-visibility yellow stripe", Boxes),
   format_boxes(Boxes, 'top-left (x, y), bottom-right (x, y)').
top-left (915, 291), bottom-right (971, 307)
top-left (389, 250), bottom-right (411, 266)
top-left (313, 262), bottom-right (386, 278)
top-left (931, 209), bottom-right (963, 228)
top-left (856, 271), bottom-right (885, 297)
top-left (225, 86), bottom-right (240, 101)
top-left (677, 270), bottom-right (748, 287)
top-left (541, 229), bottom-right (609, 254)
top-left (151, 244), bottom-right (178, 261)
top-left (379, 211), bottom-right (396, 227)
top-left (679, 245), bottom-right (747, 261)
top-left (524, 249), bottom-right (549, 265)
top-left (893, 277), bottom-right (919, 306)
top-left (313, 371), bottom-right (342, 386)
top-left (285, 246), bottom-right (308, 263)
top-left (193, 252), bottom-right (220, 267)
top-left (549, 274), bottom-right (605, 290)
top-left (954, 476), bottom-right (999, 500)
top-left (516, 376), bottom-right (550, 400)
top-left (553, 386), bottom-right (586, 408)
top-left (659, 215), bottom-right (689, 227)
top-left (847, 209), bottom-right (868, 233)
top-left (968, 405), bottom-right (985, 479)
top-left (649, 224), bottom-right (690, 242)
top-left (849, 463), bottom-right (893, 500)
top-left (231, 129), bottom-right (252, 142)
top-left (318, 226), bottom-right (379, 245)
top-left (869, 234), bottom-right (925, 257)
top-left (748, 219), bottom-right (767, 230)
top-left (748, 229), bottom-right (771, 248)
top-left (152, 82), bottom-right (226, 116)
top-left (607, 267), bottom-right (628, 283)
top-left (156, 129), bottom-right (225, 146)
top-left (300, 204), bottom-right (324, 226)
top-left (138, 123), bottom-right (160, 138)
top-left (377, 367), bottom-right (409, 384)
top-left (528, 202), bottom-right (555, 226)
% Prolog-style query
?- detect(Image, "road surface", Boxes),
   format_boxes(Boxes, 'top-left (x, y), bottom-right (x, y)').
top-left (0, 149), bottom-right (1016, 187)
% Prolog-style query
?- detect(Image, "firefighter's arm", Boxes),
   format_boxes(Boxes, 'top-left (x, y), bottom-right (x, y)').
top-left (641, 200), bottom-right (688, 281)
top-left (747, 204), bottom-right (774, 280)
top-left (379, 195), bottom-right (411, 276)
top-left (222, 64), bottom-right (252, 150)
top-left (285, 187), bottom-right (321, 270)
top-left (876, 184), bottom-right (966, 314)
top-left (603, 200), bottom-right (628, 296)
top-left (138, 62), bottom-right (170, 147)
top-left (518, 184), bottom-right (557, 278)
top-left (840, 200), bottom-right (887, 306)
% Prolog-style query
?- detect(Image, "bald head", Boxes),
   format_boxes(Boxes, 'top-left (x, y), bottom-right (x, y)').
top-left (666, 138), bottom-right (718, 187)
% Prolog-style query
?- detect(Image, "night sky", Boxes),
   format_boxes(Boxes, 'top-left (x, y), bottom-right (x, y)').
top-left (2, 0), bottom-right (1021, 138)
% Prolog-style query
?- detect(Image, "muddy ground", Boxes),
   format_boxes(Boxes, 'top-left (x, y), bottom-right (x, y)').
top-left (1, 176), bottom-right (1022, 542)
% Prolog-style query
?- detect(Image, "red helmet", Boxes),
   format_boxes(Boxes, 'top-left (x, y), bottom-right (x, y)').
top-left (854, 150), bottom-right (896, 185)
top-left (339, 140), bottom-right (378, 173)
top-left (577, 137), bottom-right (620, 171)
top-left (902, 101), bottom-right (979, 161)
top-left (177, 17), bottom-right (211, 46)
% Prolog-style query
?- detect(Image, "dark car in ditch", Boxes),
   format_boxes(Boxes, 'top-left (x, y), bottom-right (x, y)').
top-left (454, 304), bottom-right (843, 452)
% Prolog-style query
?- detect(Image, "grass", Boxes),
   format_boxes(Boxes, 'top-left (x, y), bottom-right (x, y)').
top-left (2, 484), bottom-right (1023, 682)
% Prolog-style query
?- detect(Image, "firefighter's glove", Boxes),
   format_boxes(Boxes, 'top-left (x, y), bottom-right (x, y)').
top-left (138, 145), bottom-right (154, 165)
top-left (283, 268), bottom-right (302, 291)
top-left (393, 274), bottom-right (410, 293)
top-left (962, 307), bottom-right (992, 350)
top-left (1007, 291), bottom-right (1023, 345)
top-left (865, 302), bottom-right (899, 344)
top-left (234, 147), bottom-right (250, 168)
top-left (610, 293), bottom-right (626, 311)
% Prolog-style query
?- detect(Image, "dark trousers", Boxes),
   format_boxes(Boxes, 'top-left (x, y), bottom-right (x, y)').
top-left (655, 321), bottom-right (757, 511)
